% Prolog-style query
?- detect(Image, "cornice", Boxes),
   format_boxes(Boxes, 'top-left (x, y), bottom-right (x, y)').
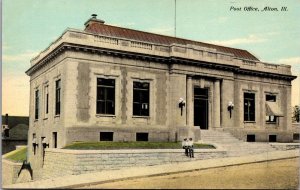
top-left (25, 43), bottom-right (297, 81)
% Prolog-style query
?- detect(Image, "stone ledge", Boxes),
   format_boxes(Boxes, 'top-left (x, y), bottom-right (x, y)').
top-left (41, 148), bottom-right (226, 180)
top-left (46, 148), bottom-right (223, 154)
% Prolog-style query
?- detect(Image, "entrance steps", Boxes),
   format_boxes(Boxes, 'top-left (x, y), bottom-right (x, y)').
top-left (200, 130), bottom-right (277, 157)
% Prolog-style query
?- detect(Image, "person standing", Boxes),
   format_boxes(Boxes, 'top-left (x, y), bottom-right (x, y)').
top-left (182, 138), bottom-right (188, 156)
top-left (187, 138), bottom-right (194, 158)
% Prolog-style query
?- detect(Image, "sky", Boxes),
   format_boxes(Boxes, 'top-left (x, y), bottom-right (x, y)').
top-left (2, 0), bottom-right (300, 116)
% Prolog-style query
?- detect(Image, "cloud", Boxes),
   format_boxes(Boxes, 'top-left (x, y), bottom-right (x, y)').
top-left (3, 51), bottom-right (39, 62)
top-left (265, 31), bottom-right (280, 36)
top-left (2, 73), bottom-right (30, 116)
top-left (148, 27), bottom-right (174, 35)
top-left (214, 16), bottom-right (228, 23)
top-left (277, 57), bottom-right (300, 65)
top-left (111, 22), bottom-right (136, 27)
top-left (208, 34), bottom-right (267, 46)
top-left (3, 44), bottom-right (10, 50)
top-left (277, 57), bottom-right (300, 106)
top-left (277, 57), bottom-right (300, 74)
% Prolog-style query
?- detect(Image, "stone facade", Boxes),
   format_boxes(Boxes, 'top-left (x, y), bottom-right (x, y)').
top-left (25, 17), bottom-right (296, 174)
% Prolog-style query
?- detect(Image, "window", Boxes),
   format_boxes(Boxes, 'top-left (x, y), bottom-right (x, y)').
top-left (244, 93), bottom-right (255, 121)
top-left (33, 133), bottom-right (36, 155)
top-left (266, 94), bottom-right (277, 123)
top-left (52, 132), bottom-right (57, 148)
top-left (269, 135), bottom-right (277, 142)
top-left (44, 85), bottom-right (49, 116)
top-left (96, 78), bottom-right (115, 115)
top-left (100, 132), bottom-right (114, 141)
top-left (293, 133), bottom-right (300, 141)
top-left (247, 134), bottom-right (255, 142)
top-left (35, 90), bottom-right (39, 120)
top-left (133, 82), bottom-right (150, 116)
top-left (266, 94), bottom-right (276, 102)
top-left (55, 79), bottom-right (61, 115)
top-left (136, 133), bottom-right (149, 141)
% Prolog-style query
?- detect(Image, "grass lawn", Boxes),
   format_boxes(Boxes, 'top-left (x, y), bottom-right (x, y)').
top-left (4, 147), bottom-right (27, 163)
top-left (64, 141), bottom-right (215, 150)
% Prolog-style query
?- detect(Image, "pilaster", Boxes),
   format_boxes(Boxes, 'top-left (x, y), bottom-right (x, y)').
top-left (214, 80), bottom-right (221, 128)
top-left (186, 76), bottom-right (193, 127)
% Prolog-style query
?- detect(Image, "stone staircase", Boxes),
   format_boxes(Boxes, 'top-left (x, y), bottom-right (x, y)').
top-left (200, 130), bottom-right (277, 157)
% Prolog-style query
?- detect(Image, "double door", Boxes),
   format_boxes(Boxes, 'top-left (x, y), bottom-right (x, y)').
top-left (194, 87), bottom-right (209, 130)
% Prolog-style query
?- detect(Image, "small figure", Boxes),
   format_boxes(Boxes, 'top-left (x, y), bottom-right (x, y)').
top-left (182, 138), bottom-right (188, 156)
top-left (187, 138), bottom-right (194, 158)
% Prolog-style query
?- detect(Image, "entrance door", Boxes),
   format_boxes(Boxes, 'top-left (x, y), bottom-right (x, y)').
top-left (194, 87), bottom-right (209, 129)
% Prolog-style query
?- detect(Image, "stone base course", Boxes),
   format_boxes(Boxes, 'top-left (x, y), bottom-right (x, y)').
top-left (270, 143), bottom-right (300, 151)
top-left (41, 148), bottom-right (226, 179)
top-left (5, 150), bottom-right (299, 189)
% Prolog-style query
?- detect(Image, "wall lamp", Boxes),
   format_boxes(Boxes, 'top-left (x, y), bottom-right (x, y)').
top-left (178, 97), bottom-right (186, 116)
top-left (42, 138), bottom-right (49, 148)
top-left (228, 101), bottom-right (234, 118)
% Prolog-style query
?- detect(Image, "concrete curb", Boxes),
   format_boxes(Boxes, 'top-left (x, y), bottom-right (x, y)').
top-left (4, 149), bottom-right (299, 189)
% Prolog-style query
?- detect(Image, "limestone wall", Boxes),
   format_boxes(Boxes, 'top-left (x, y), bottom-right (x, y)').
top-left (2, 159), bottom-right (22, 185)
top-left (225, 128), bottom-right (293, 142)
top-left (41, 148), bottom-right (226, 179)
top-left (270, 143), bottom-right (300, 151)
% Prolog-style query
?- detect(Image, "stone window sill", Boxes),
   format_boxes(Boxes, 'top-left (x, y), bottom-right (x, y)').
top-left (266, 122), bottom-right (277, 124)
top-left (132, 116), bottom-right (150, 119)
top-left (96, 114), bottom-right (116, 118)
top-left (244, 121), bottom-right (256, 123)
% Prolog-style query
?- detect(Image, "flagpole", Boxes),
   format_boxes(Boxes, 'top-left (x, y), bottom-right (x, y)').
top-left (175, 0), bottom-right (176, 37)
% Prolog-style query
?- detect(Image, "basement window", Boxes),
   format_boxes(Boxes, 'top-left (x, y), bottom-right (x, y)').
top-left (269, 135), bottom-right (277, 142)
top-left (100, 132), bottom-right (114, 141)
top-left (136, 133), bottom-right (148, 141)
top-left (247, 134), bottom-right (255, 142)
top-left (293, 133), bottom-right (300, 141)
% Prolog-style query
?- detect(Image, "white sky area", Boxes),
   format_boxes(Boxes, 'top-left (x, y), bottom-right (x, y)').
top-left (2, 0), bottom-right (300, 116)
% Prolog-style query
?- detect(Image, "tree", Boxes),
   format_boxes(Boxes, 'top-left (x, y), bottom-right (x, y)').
top-left (292, 105), bottom-right (300, 123)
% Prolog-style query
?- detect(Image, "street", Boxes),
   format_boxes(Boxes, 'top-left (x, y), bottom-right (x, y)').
top-left (83, 158), bottom-right (299, 189)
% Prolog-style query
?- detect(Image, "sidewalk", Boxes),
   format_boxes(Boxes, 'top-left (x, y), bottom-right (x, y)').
top-left (4, 149), bottom-right (299, 189)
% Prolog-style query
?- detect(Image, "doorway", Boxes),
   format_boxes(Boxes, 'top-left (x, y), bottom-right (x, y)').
top-left (194, 87), bottom-right (209, 129)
